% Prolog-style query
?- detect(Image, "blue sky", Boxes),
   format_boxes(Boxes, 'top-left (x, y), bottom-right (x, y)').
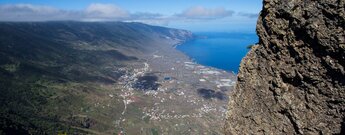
top-left (0, 0), bottom-right (262, 32)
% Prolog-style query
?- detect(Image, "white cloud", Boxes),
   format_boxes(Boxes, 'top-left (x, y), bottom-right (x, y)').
top-left (177, 6), bottom-right (234, 19)
top-left (0, 4), bottom-right (70, 21)
top-left (127, 12), bottom-right (169, 25)
top-left (1, 4), bottom-right (59, 14)
top-left (85, 3), bottom-right (129, 19)
top-left (0, 3), bottom-right (131, 21)
top-left (0, 3), bottom-right (166, 22)
top-left (238, 12), bottom-right (258, 18)
top-left (0, 3), bottom-right (248, 26)
top-left (130, 12), bottom-right (163, 20)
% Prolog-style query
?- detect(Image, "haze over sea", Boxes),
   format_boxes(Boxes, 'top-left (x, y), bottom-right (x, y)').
top-left (177, 32), bottom-right (258, 73)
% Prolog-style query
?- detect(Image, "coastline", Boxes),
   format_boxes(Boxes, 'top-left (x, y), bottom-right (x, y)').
top-left (115, 37), bottom-right (237, 134)
top-left (174, 32), bottom-right (258, 73)
top-left (171, 38), bottom-right (234, 75)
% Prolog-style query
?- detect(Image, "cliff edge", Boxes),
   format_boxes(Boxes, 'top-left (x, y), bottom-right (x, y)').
top-left (225, 0), bottom-right (345, 134)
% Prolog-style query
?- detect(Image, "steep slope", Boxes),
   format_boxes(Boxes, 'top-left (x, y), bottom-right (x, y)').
top-left (225, 0), bottom-right (345, 134)
top-left (0, 21), bottom-right (193, 134)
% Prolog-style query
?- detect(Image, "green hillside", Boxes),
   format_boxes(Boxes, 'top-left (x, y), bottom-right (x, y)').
top-left (0, 21), bottom-right (192, 134)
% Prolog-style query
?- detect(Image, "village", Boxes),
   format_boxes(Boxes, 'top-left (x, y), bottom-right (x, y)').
top-left (107, 39), bottom-right (237, 134)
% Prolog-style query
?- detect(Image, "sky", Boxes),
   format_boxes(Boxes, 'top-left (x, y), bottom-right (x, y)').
top-left (0, 0), bottom-right (262, 32)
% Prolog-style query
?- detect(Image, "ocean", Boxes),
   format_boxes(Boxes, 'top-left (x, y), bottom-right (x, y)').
top-left (176, 32), bottom-right (259, 73)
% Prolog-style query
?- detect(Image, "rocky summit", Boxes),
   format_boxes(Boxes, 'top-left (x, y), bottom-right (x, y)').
top-left (225, 0), bottom-right (345, 134)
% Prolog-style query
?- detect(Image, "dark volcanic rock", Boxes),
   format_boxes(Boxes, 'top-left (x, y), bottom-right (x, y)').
top-left (225, 0), bottom-right (345, 134)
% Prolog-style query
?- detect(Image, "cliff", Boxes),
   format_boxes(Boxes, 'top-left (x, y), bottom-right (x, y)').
top-left (225, 0), bottom-right (345, 134)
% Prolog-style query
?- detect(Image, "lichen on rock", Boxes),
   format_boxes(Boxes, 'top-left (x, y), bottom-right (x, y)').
top-left (225, 0), bottom-right (345, 134)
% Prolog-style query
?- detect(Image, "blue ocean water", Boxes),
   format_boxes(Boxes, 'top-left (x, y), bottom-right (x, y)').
top-left (176, 32), bottom-right (258, 73)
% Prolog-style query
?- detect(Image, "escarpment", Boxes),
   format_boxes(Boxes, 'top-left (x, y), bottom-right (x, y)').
top-left (225, 0), bottom-right (345, 134)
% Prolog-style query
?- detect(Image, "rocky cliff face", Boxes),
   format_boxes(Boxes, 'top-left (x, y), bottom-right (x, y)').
top-left (225, 0), bottom-right (345, 134)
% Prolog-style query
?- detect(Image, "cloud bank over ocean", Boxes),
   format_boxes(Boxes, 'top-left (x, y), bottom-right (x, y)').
top-left (0, 3), bottom-right (257, 22)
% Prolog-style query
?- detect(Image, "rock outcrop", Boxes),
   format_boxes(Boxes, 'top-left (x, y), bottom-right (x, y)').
top-left (225, 0), bottom-right (345, 134)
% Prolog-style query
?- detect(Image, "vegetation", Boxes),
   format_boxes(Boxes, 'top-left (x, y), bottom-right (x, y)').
top-left (0, 21), bottom-right (188, 134)
top-left (246, 44), bottom-right (257, 49)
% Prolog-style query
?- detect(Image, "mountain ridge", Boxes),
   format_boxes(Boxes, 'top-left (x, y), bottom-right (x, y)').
top-left (0, 21), bottom-right (194, 134)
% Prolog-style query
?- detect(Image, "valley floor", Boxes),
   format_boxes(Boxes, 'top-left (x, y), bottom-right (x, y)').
top-left (0, 22), bottom-right (236, 134)
top-left (110, 39), bottom-right (236, 134)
